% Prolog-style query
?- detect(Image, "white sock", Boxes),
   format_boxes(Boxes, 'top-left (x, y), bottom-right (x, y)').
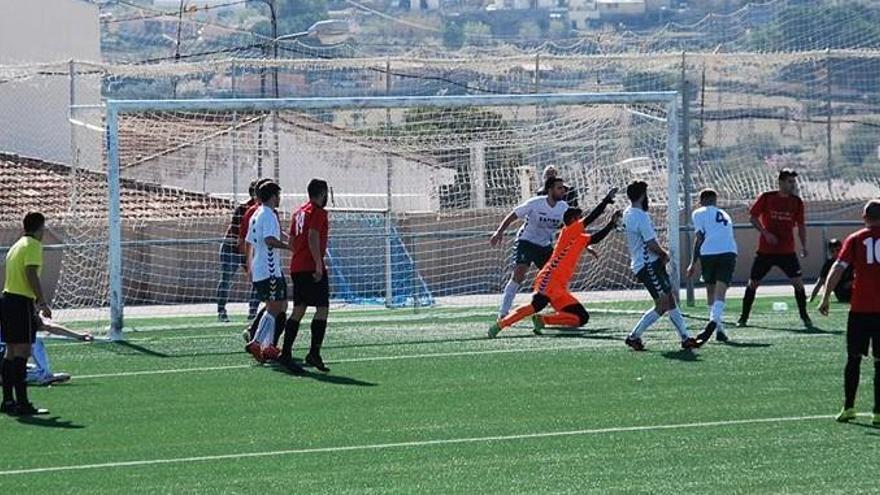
top-left (254, 312), bottom-right (276, 349)
top-left (668, 308), bottom-right (690, 340)
top-left (711, 300), bottom-right (726, 324)
top-left (31, 338), bottom-right (51, 377)
top-left (499, 280), bottom-right (521, 317)
top-left (629, 309), bottom-right (661, 339)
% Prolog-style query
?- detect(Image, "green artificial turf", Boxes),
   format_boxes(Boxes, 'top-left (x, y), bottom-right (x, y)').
top-left (1, 297), bottom-right (877, 494)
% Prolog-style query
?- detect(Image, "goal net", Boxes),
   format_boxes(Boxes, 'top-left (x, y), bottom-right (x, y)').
top-left (64, 93), bottom-right (679, 335)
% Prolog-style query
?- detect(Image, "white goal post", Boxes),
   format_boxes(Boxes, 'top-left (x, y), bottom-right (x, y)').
top-left (100, 92), bottom-right (680, 338)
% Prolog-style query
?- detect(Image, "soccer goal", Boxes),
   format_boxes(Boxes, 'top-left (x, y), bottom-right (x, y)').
top-left (63, 92), bottom-right (680, 337)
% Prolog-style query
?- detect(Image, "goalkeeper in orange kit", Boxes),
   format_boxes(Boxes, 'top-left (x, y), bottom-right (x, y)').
top-left (488, 189), bottom-right (620, 338)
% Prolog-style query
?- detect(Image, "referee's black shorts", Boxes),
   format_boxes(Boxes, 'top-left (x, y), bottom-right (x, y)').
top-left (291, 271), bottom-right (330, 308)
top-left (0, 292), bottom-right (40, 345)
top-left (846, 313), bottom-right (880, 358)
top-left (749, 253), bottom-right (802, 280)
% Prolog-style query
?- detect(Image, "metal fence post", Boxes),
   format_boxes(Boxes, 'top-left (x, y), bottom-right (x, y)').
top-left (681, 52), bottom-right (695, 306)
top-left (385, 58), bottom-right (394, 308)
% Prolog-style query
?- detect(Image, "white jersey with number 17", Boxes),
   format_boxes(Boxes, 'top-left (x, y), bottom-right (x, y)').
top-left (692, 206), bottom-right (738, 256)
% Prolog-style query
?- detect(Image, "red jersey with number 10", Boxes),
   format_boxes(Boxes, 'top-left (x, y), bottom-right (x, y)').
top-left (838, 226), bottom-right (880, 314)
top-left (290, 201), bottom-right (329, 273)
top-left (750, 191), bottom-right (805, 255)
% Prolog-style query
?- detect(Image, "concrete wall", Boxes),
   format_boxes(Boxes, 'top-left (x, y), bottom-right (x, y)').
top-left (597, 0), bottom-right (646, 17)
top-left (0, 0), bottom-right (102, 165)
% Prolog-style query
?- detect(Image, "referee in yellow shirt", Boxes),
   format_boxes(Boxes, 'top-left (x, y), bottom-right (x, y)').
top-left (1, 212), bottom-right (51, 416)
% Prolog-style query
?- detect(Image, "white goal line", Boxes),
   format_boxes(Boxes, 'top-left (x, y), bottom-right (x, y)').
top-left (0, 413), bottom-right (860, 476)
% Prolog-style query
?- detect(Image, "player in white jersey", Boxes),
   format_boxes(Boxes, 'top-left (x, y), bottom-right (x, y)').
top-left (244, 181), bottom-right (290, 363)
top-left (490, 177), bottom-right (569, 318)
top-left (622, 181), bottom-right (699, 351)
top-left (687, 189), bottom-right (738, 343)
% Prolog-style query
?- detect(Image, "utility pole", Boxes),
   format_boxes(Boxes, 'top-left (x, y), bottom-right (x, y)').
top-left (171, 0), bottom-right (185, 98)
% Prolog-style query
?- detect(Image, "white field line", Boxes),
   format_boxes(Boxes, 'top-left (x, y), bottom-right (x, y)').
top-left (1, 413), bottom-right (864, 476)
top-left (73, 329), bottom-right (838, 380)
top-left (74, 342), bottom-right (599, 379)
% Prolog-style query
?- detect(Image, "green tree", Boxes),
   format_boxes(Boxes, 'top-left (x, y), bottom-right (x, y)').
top-left (443, 21), bottom-right (465, 50)
top-left (399, 107), bottom-right (524, 209)
top-left (463, 21), bottom-right (491, 46)
top-left (840, 122), bottom-right (880, 167)
top-left (251, 0), bottom-right (328, 38)
top-left (518, 21), bottom-right (541, 40)
top-left (736, 132), bottom-right (781, 161)
top-left (749, 4), bottom-right (880, 51)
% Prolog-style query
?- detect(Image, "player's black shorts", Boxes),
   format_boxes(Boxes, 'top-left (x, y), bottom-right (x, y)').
top-left (253, 276), bottom-right (287, 302)
top-left (292, 271), bottom-right (330, 307)
top-left (846, 312), bottom-right (880, 357)
top-left (635, 259), bottom-right (673, 300)
top-left (0, 292), bottom-right (40, 345)
top-left (700, 253), bottom-right (737, 285)
top-left (514, 240), bottom-right (554, 269)
top-left (749, 253), bottom-right (802, 280)
top-left (834, 285), bottom-right (852, 303)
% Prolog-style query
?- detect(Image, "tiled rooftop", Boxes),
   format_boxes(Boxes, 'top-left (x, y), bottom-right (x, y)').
top-left (0, 153), bottom-right (232, 227)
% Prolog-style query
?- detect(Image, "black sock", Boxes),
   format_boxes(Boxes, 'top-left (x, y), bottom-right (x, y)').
top-left (874, 359), bottom-right (880, 414)
top-left (740, 286), bottom-right (757, 322)
top-left (310, 319), bottom-right (327, 357)
top-left (248, 307), bottom-right (265, 339)
top-left (1, 359), bottom-right (13, 403)
top-left (844, 355), bottom-right (861, 410)
top-left (13, 357), bottom-right (28, 405)
top-left (794, 288), bottom-right (810, 322)
top-left (273, 312), bottom-right (287, 347)
top-left (281, 319), bottom-right (300, 359)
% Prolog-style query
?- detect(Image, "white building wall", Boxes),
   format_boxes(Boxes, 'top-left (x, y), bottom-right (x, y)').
top-left (121, 126), bottom-right (456, 213)
top-left (0, 0), bottom-right (101, 165)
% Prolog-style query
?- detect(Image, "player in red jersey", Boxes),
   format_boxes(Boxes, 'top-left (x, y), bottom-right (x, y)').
top-left (738, 168), bottom-right (812, 328)
top-left (279, 178), bottom-right (331, 374)
top-left (818, 200), bottom-right (880, 425)
top-left (216, 179), bottom-right (259, 323)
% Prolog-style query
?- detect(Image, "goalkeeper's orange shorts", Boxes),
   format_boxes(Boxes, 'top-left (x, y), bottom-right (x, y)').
top-left (535, 283), bottom-right (580, 311)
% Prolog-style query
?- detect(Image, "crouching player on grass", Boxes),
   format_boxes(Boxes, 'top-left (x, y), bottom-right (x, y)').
top-left (818, 199), bottom-right (880, 426)
top-left (488, 188), bottom-right (619, 338)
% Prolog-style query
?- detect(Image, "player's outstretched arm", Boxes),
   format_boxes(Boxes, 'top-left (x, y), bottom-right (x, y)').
top-left (817, 262), bottom-right (846, 316)
top-left (490, 211), bottom-right (518, 246)
top-left (40, 321), bottom-right (92, 341)
top-left (686, 232), bottom-right (705, 279)
top-left (809, 272), bottom-right (827, 302)
top-left (590, 210), bottom-right (622, 245)
top-left (581, 187), bottom-right (619, 227)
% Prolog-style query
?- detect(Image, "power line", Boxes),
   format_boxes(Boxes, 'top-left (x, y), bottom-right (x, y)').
top-left (106, 0), bottom-right (249, 24)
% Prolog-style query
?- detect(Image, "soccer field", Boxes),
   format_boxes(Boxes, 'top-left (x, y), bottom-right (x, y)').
top-left (0, 296), bottom-right (876, 494)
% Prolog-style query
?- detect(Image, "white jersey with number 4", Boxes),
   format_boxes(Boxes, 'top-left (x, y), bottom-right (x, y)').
top-left (692, 206), bottom-right (738, 256)
top-left (246, 205), bottom-right (283, 282)
top-left (623, 206), bottom-right (660, 274)
top-left (513, 195), bottom-right (569, 247)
